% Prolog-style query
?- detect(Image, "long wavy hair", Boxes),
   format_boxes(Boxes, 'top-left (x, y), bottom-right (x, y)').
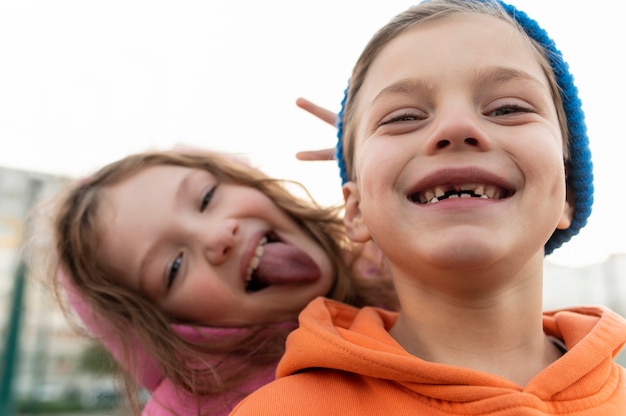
top-left (44, 150), bottom-right (394, 414)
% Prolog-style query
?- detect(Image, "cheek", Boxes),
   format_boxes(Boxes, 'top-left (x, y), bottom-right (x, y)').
top-left (167, 273), bottom-right (227, 321)
top-left (237, 193), bottom-right (273, 216)
top-left (509, 125), bottom-right (565, 183)
top-left (354, 140), bottom-right (406, 188)
top-left (307, 242), bottom-right (335, 294)
top-left (526, 143), bottom-right (566, 190)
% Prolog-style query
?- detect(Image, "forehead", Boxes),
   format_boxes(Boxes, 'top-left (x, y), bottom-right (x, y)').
top-left (357, 12), bottom-right (545, 107)
top-left (100, 164), bottom-right (205, 237)
top-left (108, 164), bottom-right (215, 203)
top-left (117, 164), bottom-right (194, 190)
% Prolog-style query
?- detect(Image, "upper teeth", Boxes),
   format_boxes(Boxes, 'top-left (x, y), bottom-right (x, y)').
top-left (245, 237), bottom-right (267, 283)
top-left (417, 183), bottom-right (504, 204)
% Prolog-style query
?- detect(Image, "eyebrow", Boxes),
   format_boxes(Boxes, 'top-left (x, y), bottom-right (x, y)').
top-left (371, 66), bottom-right (544, 104)
top-left (474, 66), bottom-right (544, 88)
top-left (372, 77), bottom-right (434, 104)
top-left (136, 170), bottom-right (193, 294)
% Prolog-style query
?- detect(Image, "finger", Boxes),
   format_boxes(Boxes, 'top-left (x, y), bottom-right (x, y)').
top-left (295, 97), bottom-right (337, 127)
top-left (295, 148), bottom-right (335, 161)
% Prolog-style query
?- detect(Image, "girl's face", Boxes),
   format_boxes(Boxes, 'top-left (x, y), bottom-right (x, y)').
top-left (97, 165), bottom-right (334, 326)
top-left (343, 13), bottom-right (572, 281)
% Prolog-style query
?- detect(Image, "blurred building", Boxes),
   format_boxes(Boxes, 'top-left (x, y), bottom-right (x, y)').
top-left (0, 165), bottom-right (107, 406)
top-left (545, 254), bottom-right (626, 316)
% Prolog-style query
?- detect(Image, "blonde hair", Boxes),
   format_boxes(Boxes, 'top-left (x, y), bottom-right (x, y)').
top-left (340, 0), bottom-right (569, 183)
top-left (46, 150), bottom-right (392, 414)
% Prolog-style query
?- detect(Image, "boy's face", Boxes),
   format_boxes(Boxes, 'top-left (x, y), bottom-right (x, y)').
top-left (343, 13), bottom-right (572, 276)
top-left (97, 165), bottom-right (334, 326)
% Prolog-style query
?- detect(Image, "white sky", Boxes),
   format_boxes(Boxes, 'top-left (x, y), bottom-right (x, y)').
top-left (0, 1), bottom-right (624, 267)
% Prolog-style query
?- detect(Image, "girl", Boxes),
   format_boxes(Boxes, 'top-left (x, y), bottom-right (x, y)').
top-left (42, 150), bottom-right (396, 415)
top-left (231, 0), bottom-right (626, 414)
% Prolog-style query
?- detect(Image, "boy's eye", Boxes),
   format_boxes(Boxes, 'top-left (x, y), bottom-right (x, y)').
top-left (200, 185), bottom-right (218, 212)
top-left (379, 110), bottom-right (425, 126)
top-left (167, 253), bottom-right (183, 289)
top-left (489, 104), bottom-right (533, 117)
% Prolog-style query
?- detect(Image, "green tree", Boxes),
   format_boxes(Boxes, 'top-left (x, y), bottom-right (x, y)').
top-left (78, 342), bottom-right (118, 375)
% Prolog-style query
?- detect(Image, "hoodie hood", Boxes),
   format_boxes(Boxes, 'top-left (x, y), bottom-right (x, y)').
top-left (59, 266), bottom-right (294, 415)
top-left (274, 297), bottom-right (626, 410)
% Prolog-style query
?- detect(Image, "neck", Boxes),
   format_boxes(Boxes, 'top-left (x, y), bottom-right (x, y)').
top-left (389, 256), bottom-right (562, 386)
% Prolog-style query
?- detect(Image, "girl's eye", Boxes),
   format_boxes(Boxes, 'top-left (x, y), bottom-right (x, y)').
top-left (167, 253), bottom-right (183, 289)
top-left (200, 185), bottom-right (218, 212)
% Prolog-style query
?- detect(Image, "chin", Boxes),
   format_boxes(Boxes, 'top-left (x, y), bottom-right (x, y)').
top-left (426, 241), bottom-right (506, 271)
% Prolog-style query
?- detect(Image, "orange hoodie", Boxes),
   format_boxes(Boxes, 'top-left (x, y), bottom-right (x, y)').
top-left (231, 297), bottom-right (626, 415)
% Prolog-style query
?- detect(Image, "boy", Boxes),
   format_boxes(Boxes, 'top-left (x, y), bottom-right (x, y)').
top-left (230, 1), bottom-right (626, 414)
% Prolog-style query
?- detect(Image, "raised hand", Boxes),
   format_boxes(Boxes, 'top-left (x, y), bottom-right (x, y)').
top-left (295, 97), bottom-right (338, 161)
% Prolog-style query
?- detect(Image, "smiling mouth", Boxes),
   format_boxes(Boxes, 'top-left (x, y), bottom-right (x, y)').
top-left (409, 183), bottom-right (513, 205)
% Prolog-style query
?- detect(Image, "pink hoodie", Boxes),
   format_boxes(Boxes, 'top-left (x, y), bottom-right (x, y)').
top-left (60, 267), bottom-right (294, 416)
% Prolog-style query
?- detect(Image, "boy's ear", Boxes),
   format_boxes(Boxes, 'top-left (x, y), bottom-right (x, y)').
top-left (342, 181), bottom-right (372, 243)
top-left (556, 190), bottom-right (574, 230)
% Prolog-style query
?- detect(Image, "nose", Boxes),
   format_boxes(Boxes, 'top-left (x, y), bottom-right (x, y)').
top-left (200, 218), bottom-right (238, 265)
top-left (424, 104), bottom-right (491, 154)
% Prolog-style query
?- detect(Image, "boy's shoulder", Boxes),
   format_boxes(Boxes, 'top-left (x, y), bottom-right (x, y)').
top-left (229, 369), bottom-right (382, 416)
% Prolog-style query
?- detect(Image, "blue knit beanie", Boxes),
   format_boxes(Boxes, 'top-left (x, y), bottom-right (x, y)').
top-left (335, 0), bottom-right (593, 255)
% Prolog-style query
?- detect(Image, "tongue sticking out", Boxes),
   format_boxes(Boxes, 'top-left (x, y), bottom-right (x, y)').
top-left (254, 242), bottom-right (321, 285)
